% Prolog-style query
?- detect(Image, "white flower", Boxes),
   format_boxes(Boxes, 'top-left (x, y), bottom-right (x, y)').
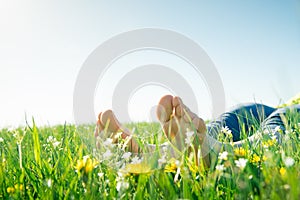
top-left (47, 179), bottom-right (52, 188)
top-left (98, 172), bottom-right (104, 178)
top-left (274, 126), bottom-right (281, 132)
top-left (174, 167), bottom-right (181, 183)
top-left (46, 136), bottom-right (60, 148)
top-left (47, 136), bottom-right (54, 143)
top-left (103, 138), bottom-right (113, 147)
top-left (131, 156), bottom-right (142, 164)
top-left (216, 164), bottom-right (225, 172)
top-left (235, 158), bottom-right (248, 170)
top-left (114, 132), bottom-right (123, 139)
top-left (271, 135), bottom-right (277, 141)
top-left (184, 131), bottom-right (194, 146)
top-left (284, 157), bottom-right (295, 167)
top-left (122, 152), bottom-right (132, 160)
top-left (0, 137), bottom-right (3, 143)
top-left (83, 155), bottom-right (90, 162)
top-left (116, 181), bottom-right (129, 192)
top-left (52, 141), bottom-right (60, 148)
top-left (221, 126), bottom-right (232, 135)
top-left (158, 155), bottom-right (167, 166)
top-left (103, 150), bottom-right (112, 160)
top-left (186, 131), bottom-right (194, 138)
top-left (185, 137), bottom-right (192, 145)
top-left (116, 172), bottom-right (129, 192)
top-left (219, 151), bottom-right (228, 160)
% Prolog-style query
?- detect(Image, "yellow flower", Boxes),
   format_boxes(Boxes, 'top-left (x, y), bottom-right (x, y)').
top-left (251, 154), bottom-right (260, 163)
top-left (7, 187), bottom-right (15, 194)
top-left (277, 93), bottom-right (300, 108)
top-left (121, 163), bottom-right (152, 174)
top-left (234, 147), bottom-right (247, 157)
top-left (14, 184), bottom-right (23, 191)
top-left (75, 159), bottom-right (85, 172)
top-left (164, 158), bottom-right (178, 173)
top-left (262, 155), bottom-right (267, 161)
top-left (279, 167), bottom-right (286, 176)
top-left (75, 156), bottom-right (98, 174)
top-left (84, 158), bottom-right (95, 173)
top-left (187, 162), bottom-right (198, 174)
top-left (263, 139), bottom-right (277, 148)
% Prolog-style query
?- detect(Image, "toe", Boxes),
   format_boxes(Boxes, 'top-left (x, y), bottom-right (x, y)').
top-left (100, 110), bottom-right (121, 132)
top-left (173, 96), bottom-right (192, 118)
top-left (157, 95), bottom-right (173, 122)
top-left (192, 117), bottom-right (206, 134)
top-left (172, 96), bottom-right (182, 107)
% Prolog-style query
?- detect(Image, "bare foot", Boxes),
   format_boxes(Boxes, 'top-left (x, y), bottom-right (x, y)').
top-left (157, 95), bottom-right (206, 148)
top-left (94, 110), bottom-right (139, 153)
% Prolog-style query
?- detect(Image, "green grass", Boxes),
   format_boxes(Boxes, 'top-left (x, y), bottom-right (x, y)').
top-left (0, 113), bottom-right (300, 199)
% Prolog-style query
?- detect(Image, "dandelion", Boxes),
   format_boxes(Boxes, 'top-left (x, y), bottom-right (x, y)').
top-left (251, 154), bottom-right (260, 163)
top-left (103, 150), bottom-right (113, 160)
top-left (0, 137), bottom-right (3, 142)
top-left (219, 151), bottom-right (228, 160)
top-left (121, 163), bottom-right (152, 174)
top-left (262, 155), bottom-right (267, 162)
top-left (283, 157), bottom-right (295, 167)
top-left (279, 167), bottom-right (286, 176)
top-left (165, 158), bottom-right (179, 173)
top-left (75, 156), bottom-right (98, 174)
top-left (234, 147), bottom-right (247, 157)
top-left (235, 158), bottom-right (248, 170)
top-left (14, 184), bottom-right (23, 191)
top-left (7, 187), bottom-right (15, 194)
top-left (84, 157), bottom-right (96, 173)
top-left (122, 152), bottom-right (132, 160)
top-left (216, 164), bottom-right (225, 172)
top-left (263, 139), bottom-right (277, 148)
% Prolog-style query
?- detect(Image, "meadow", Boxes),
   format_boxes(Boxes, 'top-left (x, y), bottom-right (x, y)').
top-left (0, 112), bottom-right (300, 199)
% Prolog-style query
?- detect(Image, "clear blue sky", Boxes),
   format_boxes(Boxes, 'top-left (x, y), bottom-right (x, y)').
top-left (0, 0), bottom-right (299, 127)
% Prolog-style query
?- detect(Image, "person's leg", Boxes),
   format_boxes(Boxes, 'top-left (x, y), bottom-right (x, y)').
top-left (260, 104), bottom-right (300, 143)
top-left (156, 95), bottom-right (219, 167)
top-left (207, 103), bottom-right (276, 141)
top-left (94, 110), bottom-right (140, 153)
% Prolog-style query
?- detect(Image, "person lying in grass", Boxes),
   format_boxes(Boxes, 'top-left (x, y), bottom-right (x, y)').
top-left (94, 94), bottom-right (300, 168)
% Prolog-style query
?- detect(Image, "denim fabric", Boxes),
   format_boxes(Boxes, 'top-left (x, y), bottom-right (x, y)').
top-left (207, 103), bottom-right (300, 142)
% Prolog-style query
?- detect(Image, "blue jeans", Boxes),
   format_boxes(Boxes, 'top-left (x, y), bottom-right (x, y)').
top-left (207, 103), bottom-right (300, 142)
